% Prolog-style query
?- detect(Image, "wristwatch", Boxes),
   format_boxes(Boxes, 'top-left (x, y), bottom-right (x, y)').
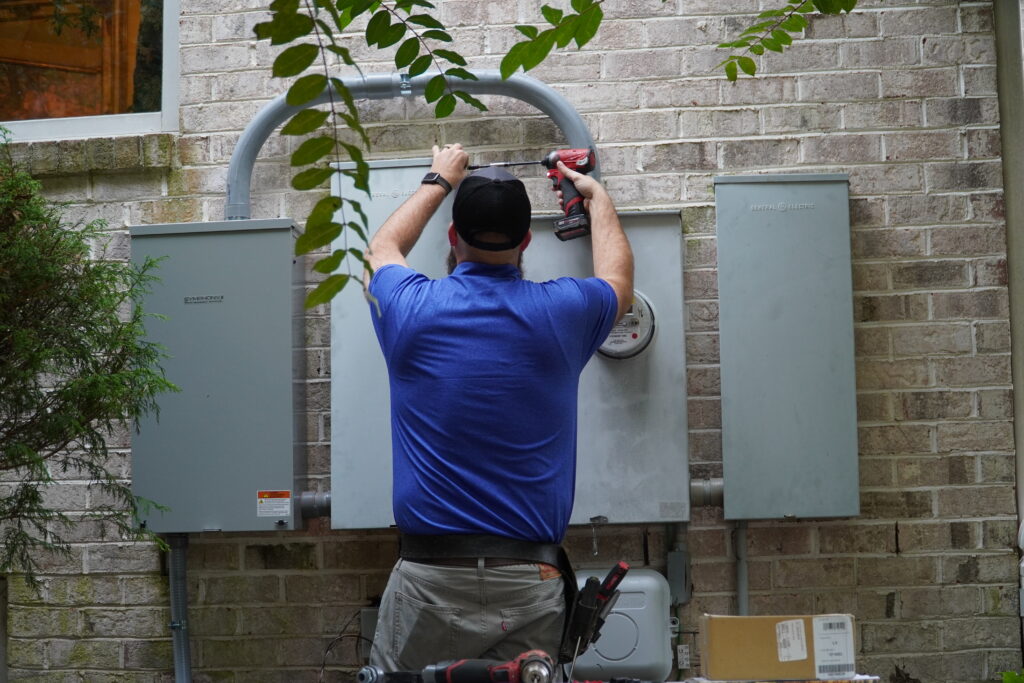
top-left (421, 172), bottom-right (452, 195)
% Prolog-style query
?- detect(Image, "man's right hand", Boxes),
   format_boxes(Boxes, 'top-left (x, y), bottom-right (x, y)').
top-left (555, 160), bottom-right (607, 211)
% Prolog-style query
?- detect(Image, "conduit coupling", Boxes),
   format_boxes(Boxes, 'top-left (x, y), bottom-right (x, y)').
top-left (225, 70), bottom-right (598, 220)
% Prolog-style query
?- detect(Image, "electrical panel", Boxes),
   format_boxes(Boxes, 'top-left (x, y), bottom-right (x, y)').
top-left (714, 174), bottom-right (859, 520)
top-left (130, 219), bottom-right (305, 532)
top-left (329, 159), bottom-right (689, 530)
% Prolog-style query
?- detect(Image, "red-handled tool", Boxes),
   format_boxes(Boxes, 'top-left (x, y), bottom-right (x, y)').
top-left (540, 148), bottom-right (596, 241)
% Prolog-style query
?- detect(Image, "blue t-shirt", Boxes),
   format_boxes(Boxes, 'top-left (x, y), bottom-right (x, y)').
top-left (369, 261), bottom-right (618, 544)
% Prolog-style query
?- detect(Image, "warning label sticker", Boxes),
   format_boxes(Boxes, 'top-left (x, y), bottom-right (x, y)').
top-left (257, 490), bottom-right (291, 517)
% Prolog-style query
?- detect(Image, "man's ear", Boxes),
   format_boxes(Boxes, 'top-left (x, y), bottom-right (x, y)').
top-left (448, 223), bottom-right (458, 247)
top-left (520, 229), bottom-right (532, 251)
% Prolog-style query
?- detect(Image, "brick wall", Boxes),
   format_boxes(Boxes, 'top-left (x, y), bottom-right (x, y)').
top-left (5, 1), bottom-right (1021, 681)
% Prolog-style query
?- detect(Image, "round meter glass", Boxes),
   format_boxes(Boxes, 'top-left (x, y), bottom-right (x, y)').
top-left (598, 290), bottom-right (656, 359)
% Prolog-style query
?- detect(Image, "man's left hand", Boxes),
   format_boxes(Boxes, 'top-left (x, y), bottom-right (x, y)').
top-left (432, 143), bottom-right (469, 190)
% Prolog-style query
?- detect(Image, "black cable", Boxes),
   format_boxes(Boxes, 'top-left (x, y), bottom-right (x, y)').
top-left (319, 609), bottom-right (364, 683)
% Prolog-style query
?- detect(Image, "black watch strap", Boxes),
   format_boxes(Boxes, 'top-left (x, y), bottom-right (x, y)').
top-left (422, 172), bottom-right (452, 195)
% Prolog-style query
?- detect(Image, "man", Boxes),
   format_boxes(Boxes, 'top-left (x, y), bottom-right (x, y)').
top-left (365, 142), bottom-right (633, 671)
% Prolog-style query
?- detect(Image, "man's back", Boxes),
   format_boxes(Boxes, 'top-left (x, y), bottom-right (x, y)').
top-left (370, 260), bottom-right (618, 544)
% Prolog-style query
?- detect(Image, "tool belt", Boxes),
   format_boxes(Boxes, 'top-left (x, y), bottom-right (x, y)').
top-left (399, 532), bottom-right (580, 656)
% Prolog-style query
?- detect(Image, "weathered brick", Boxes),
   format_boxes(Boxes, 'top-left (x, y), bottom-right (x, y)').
top-left (859, 424), bottom-right (933, 455)
top-left (857, 392), bottom-right (893, 421)
top-left (802, 133), bottom-right (882, 164)
top-left (978, 388), bottom-right (1013, 419)
top-left (844, 100), bottom-right (922, 130)
top-left (931, 289), bottom-right (1008, 320)
top-left (925, 161), bottom-right (1003, 192)
top-left (891, 323), bottom-right (971, 355)
top-left (861, 620), bottom-right (942, 653)
top-left (979, 454), bottom-right (1015, 484)
top-left (934, 355), bottom-right (1011, 386)
top-left (858, 556), bottom-right (937, 587)
top-left (856, 359), bottom-right (930, 390)
top-left (860, 491), bottom-right (934, 520)
top-left (897, 456), bottom-right (974, 489)
top-left (898, 521), bottom-right (979, 552)
top-left (881, 67), bottom-right (960, 98)
top-left (889, 193), bottom-right (969, 226)
top-left (930, 225), bottom-right (1006, 257)
top-left (244, 543), bottom-right (319, 571)
top-left (974, 257), bottom-right (1008, 287)
top-left (943, 553), bottom-right (1018, 585)
top-left (897, 391), bottom-right (972, 421)
top-left (937, 486), bottom-right (1016, 517)
top-left (799, 72), bottom-right (879, 102)
top-left (853, 294), bottom-right (929, 322)
top-left (819, 523), bottom-right (896, 554)
top-left (719, 138), bottom-right (800, 169)
top-left (937, 421), bottom-right (1013, 452)
top-left (774, 558), bottom-right (855, 589)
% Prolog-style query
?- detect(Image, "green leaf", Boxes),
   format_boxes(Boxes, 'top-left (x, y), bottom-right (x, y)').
top-left (327, 44), bottom-right (357, 66)
top-left (762, 37), bottom-right (783, 52)
top-left (500, 41), bottom-right (529, 79)
top-left (380, 22), bottom-right (407, 48)
top-left (737, 56), bottom-right (757, 77)
top-left (523, 32), bottom-right (556, 71)
top-left (395, 37), bottom-right (419, 68)
top-left (421, 29), bottom-right (452, 42)
top-left (340, 156), bottom-right (371, 194)
top-left (270, 0), bottom-right (299, 11)
top-left (272, 43), bottom-right (319, 77)
top-left (434, 48), bottom-right (466, 66)
top-left (271, 12), bottom-right (314, 44)
top-left (571, 0), bottom-right (590, 11)
top-left (286, 73), bottom-right (328, 106)
top-left (724, 59), bottom-right (738, 82)
top-left (574, 5), bottom-right (603, 47)
top-left (291, 136), bottom-right (335, 167)
top-left (749, 43), bottom-right (765, 56)
top-left (295, 222), bottom-right (342, 255)
top-left (516, 24), bottom-right (539, 39)
top-left (541, 5), bottom-right (563, 26)
top-left (812, 0), bottom-right (835, 11)
top-left (313, 249), bottom-right (347, 273)
top-left (795, 1), bottom-right (816, 13)
top-left (305, 274), bottom-right (350, 308)
top-left (253, 21), bottom-right (273, 40)
top-left (741, 21), bottom-right (775, 37)
top-left (773, 29), bottom-right (793, 45)
top-left (365, 10), bottom-right (390, 46)
top-left (281, 108), bottom-right (330, 136)
top-left (553, 15), bottom-right (580, 48)
top-left (758, 9), bottom-right (786, 18)
top-left (307, 195), bottom-right (343, 229)
top-left (409, 54), bottom-right (433, 76)
top-left (435, 93), bottom-right (457, 118)
top-left (454, 90), bottom-right (487, 111)
top-left (424, 74), bottom-right (447, 102)
top-left (780, 14), bottom-right (808, 32)
top-left (838, 0), bottom-right (857, 11)
top-left (445, 67), bottom-right (477, 81)
top-left (407, 13), bottom-right (444, 28)
top-left (292, 167), bottom-right (334, 190)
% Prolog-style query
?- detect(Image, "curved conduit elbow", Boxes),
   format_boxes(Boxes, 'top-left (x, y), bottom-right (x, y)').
top-left (225, 70), bottom-right (598, 220)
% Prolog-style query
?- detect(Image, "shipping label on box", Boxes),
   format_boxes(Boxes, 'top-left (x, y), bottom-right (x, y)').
top-left (700, 613), bottom-right (857, 681)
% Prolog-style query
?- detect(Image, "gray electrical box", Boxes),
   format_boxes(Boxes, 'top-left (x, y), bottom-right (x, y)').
top-left (329, 159), bottom-right (689, 530)
top-left (714, 174), bottom-right (858, 520)
top-left (130, 219), bottom-right (305, 532)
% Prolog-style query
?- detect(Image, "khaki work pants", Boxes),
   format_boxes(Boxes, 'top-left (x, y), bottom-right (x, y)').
top-left (369, 558), bottom-right (566, 672)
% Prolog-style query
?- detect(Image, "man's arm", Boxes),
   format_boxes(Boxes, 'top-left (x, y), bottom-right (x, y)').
top-left (365, 143), bottom-right (468, 279)
top-left (556, 161), bottom-right (634, 321)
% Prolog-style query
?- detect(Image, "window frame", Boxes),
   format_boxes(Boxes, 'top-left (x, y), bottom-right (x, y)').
top-left (2, 0), bottom-right (180, 142)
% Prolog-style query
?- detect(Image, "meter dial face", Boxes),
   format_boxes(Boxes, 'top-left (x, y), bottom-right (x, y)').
top-left (598, 290), bottom-right (656, 359)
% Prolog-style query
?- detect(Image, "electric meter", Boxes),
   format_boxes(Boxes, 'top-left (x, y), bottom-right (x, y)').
top-left (598, 290), bottom-right (656, 359)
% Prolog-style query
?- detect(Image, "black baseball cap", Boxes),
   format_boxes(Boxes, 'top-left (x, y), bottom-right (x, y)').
top-left (452, 166), bottom-right (532, 251)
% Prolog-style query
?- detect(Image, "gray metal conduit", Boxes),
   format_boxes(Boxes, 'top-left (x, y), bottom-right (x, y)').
top-left (225, 70), bottom-right (599, 221)
top-left (167, 533), bottom-right (193, 683)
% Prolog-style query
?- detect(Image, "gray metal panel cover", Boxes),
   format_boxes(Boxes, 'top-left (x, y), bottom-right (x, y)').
top-left (130, 219), bottom-right (302, 532)
top-left (330, 160), bottom-right (689, 529)
top-left (715, 174), bottom-right (859, 520)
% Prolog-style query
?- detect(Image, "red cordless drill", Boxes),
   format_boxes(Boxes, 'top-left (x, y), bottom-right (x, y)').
top-left (357, 650), bottom-right (555, 683)
top-left (467, 148), bottom-right (598, 241)
top-left (540, 148), bottom-right (596, 241)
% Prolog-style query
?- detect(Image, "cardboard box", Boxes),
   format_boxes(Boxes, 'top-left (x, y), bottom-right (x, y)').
top-left (700, 614), bottom-right (856, 681)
